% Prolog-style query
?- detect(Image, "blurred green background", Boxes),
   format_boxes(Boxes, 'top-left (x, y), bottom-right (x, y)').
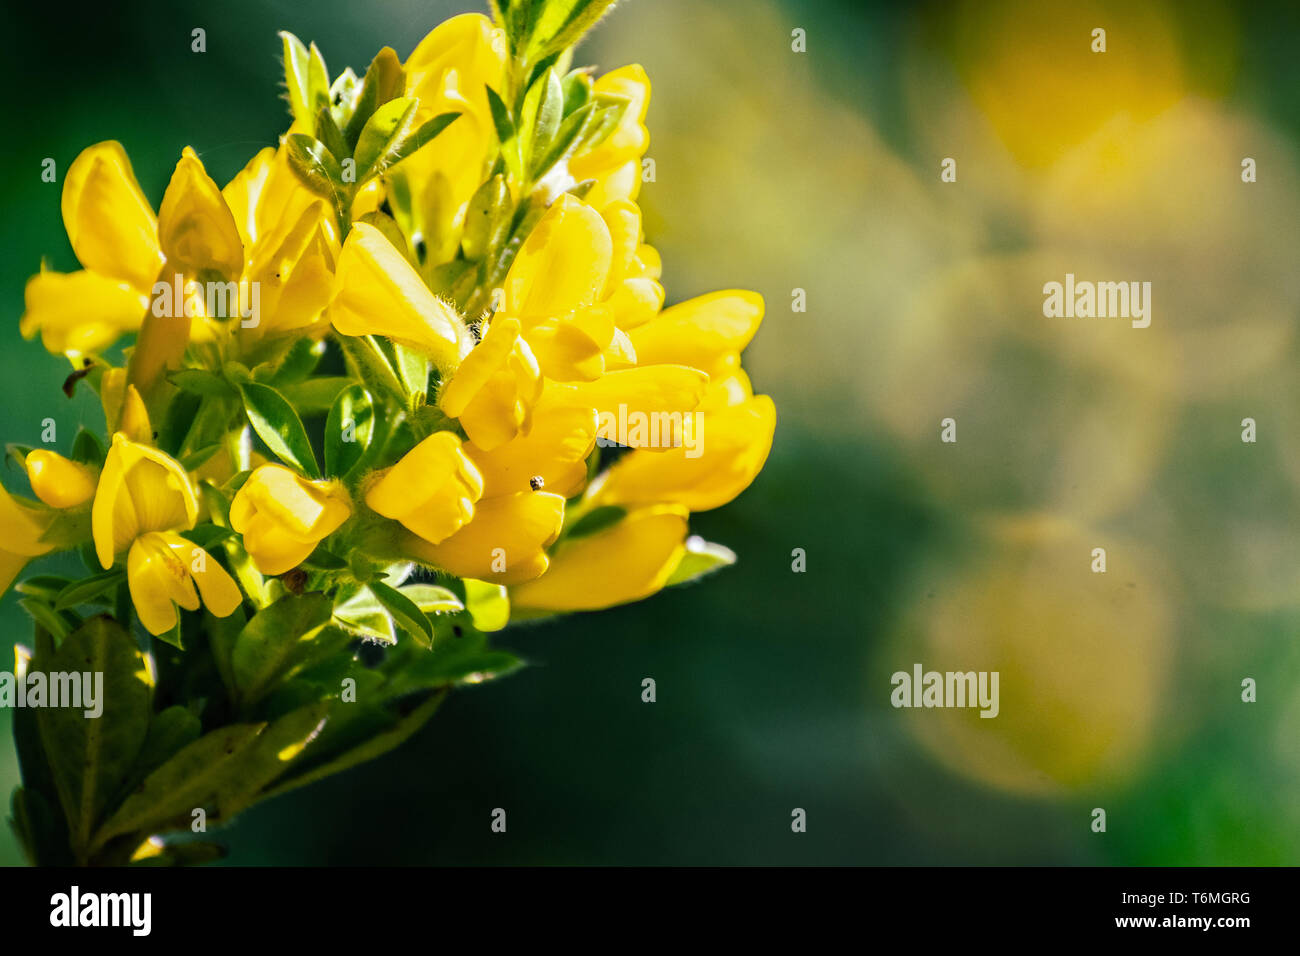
top-left (4, 0), bottom-right (1300, 864)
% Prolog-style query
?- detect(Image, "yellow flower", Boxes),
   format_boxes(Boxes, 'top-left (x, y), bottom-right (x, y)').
top-left (568, 65), bottom-right (652, 211)
top-left (126, 531), bottom-right (242, 636)
top-left (497, 194), bottom-right (630, 382)
top-left (509, 505), bottom-right (687, 612)
top-left (22, 450), bottom-right (98, 509)
top-left (20, 142), bottom-right (161, 355)
top-left (223, 145), bottom-right (340, 338)
top-left (365, 432), bottom-right (484, 545)
top-left (332, 222), bottom-right (467, 371)
top-left (91, 435), bottom-right (240, 634)
top-left (91, 434), bottom-right (199, 569)
top-left (230, 465), bottom-right (352, 575)
top-left (404, 490), bottom-right (565, 585)
top-left (438, 318), bottom-right (543, 451)
top-left (0, 485), bottom-right (57, 596)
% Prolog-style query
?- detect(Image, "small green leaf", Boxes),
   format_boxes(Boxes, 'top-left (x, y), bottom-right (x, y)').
top-left (240, 382), bottom-right (320, 478)
top-left (368, 581), bottom-right (434, 646)
top-left (354, 97), bottom-right (419, 181)
top-left (533, 100), bottom-right (594, 180)
top-left (401, 583), bottom-right (465, 615)
top-left (307, 42), bottom-right (331, 117)
top-left (464, 579), bottom-right (509, 632)
top-left (666, 537), bottom-right (737, 586)
top-left (280, 31), bottom-right (313, 126)
top-left (324, 384), bottom-right (375, 478)
top-left (284, 134), bottom-right (346, 204)
top-left (344, 46), bottom-right (405, 147)
top-left (277, 375), bottom-right (353, 413)
top-left (523, 0), bottom-right (621, 62)
top-left (386, 112), bottom-right (462, 169)
top-left (486, 84), bottom-right (515, 142)
top-left (525, 69), bottom-right (565, 177)
top-left (169, 369), bottom-right (234, 397)
top-left (70, 428), bottom-right (106, 466)
top-left (53, 569), bottom-right (126, 611)
top-left (315, 105), bottom-right (351, 162)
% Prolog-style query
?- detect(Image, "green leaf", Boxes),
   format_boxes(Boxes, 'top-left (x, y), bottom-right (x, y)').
top-left (461, 175), bottom-right (511, 261)
top-left (315, 105), bottom-right (350, 162)
top-left (280, 31), bottom-right (313, 126)
top-left (354, 97), bottom-right (419, 182)
top-left (284, 134), bottom-right (345, 203)
top-left (70, 428), bottom-right (106, 466)
top-left (239, 382), bottom-right (320, 478)
top-left (463, 580), bottom-right (509, 632)
top-left (533, 100), bottom-right (594, 180)
top-left (36, 617), bottom-right (152, 861)
top-left (114, 706), bottom-right (202, 801)
top-left (525, 68), bottom-right (565, 177)
top-left (401, 583), bottom-right (465, 615)
top-left (277, 375), bottom-right (353, 413)
top-left (666, 537), bottom-right (737, 586)
top-left (15, 576), bottom-right (73, 602)
top-left (523, 0), bottom-right (621, 62)
top-left (386, 112), bottom-right (462, 169)
top-left (324, 384), bottom-right (375, 478)
top-left (263, 693), bottom-right (445, 801)
top-left (265, 336), bottom-right (328, 386)
top-left (344, 47), bottom-right (405, 148)
top-left (93, 724), bottom-right (263, 847)
top-left (17, 599), bottom-right (71, 643)
top-left (368, 581), bottom-right (434, 646)
top-left (53, 569), bottom-right (126, 611)
top-left (486, 84), bottom-right (515, 143)
top-left (306, 42), bottom-right (331, 118)
top-left (231, 593), bottom-right (335, 708)
top-left (93, 703), bottom-right (329, 849)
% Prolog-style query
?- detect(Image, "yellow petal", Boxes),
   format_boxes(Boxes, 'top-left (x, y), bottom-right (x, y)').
top-left (222, 147), bottom-right (275, 251)
top-left (366, 432), bottom-right (484, 545)
top-left (0, 485), bottom-right (57, 558)
top-left (629, 290), bottom-right (764, 374)
top-left (127, 533), bottom-right (198, 635)
top-left (510, 505), bottom-right (687, 612)
top-left (554, 365), bottom-right (710, 448)
top-left (594, 395), bottom-right (776, 511)
top-left (332, 222), bottom-right (465, 370)
top-left (467, 394), bottom-right (598, 498)
top-left (20, 269), bottom-right (148, 355)
top-left (408, 491), bottom-right (565, 584)
top-left (503, 195), bottom-right (613, 320)
top-left (61, 141), bottom-right (164, 292)
top-left (405, 13), bottom-right (505, 99)
top-left (439, 318), bottom-right (543, 450)
top-left (158, 531), bottom-right (242, 618)
top-left (24, 450), bottom-right (97, 509)
top-left (157, 147), bottom-right (245, 279)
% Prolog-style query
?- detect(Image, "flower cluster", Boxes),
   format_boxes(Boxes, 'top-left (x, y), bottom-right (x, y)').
top-left (5, 2), bottom-right (773, 865)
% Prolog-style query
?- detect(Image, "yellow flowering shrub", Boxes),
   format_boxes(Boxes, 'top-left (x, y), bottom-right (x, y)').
top-left (4, 0), bottom-right (772, 866)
